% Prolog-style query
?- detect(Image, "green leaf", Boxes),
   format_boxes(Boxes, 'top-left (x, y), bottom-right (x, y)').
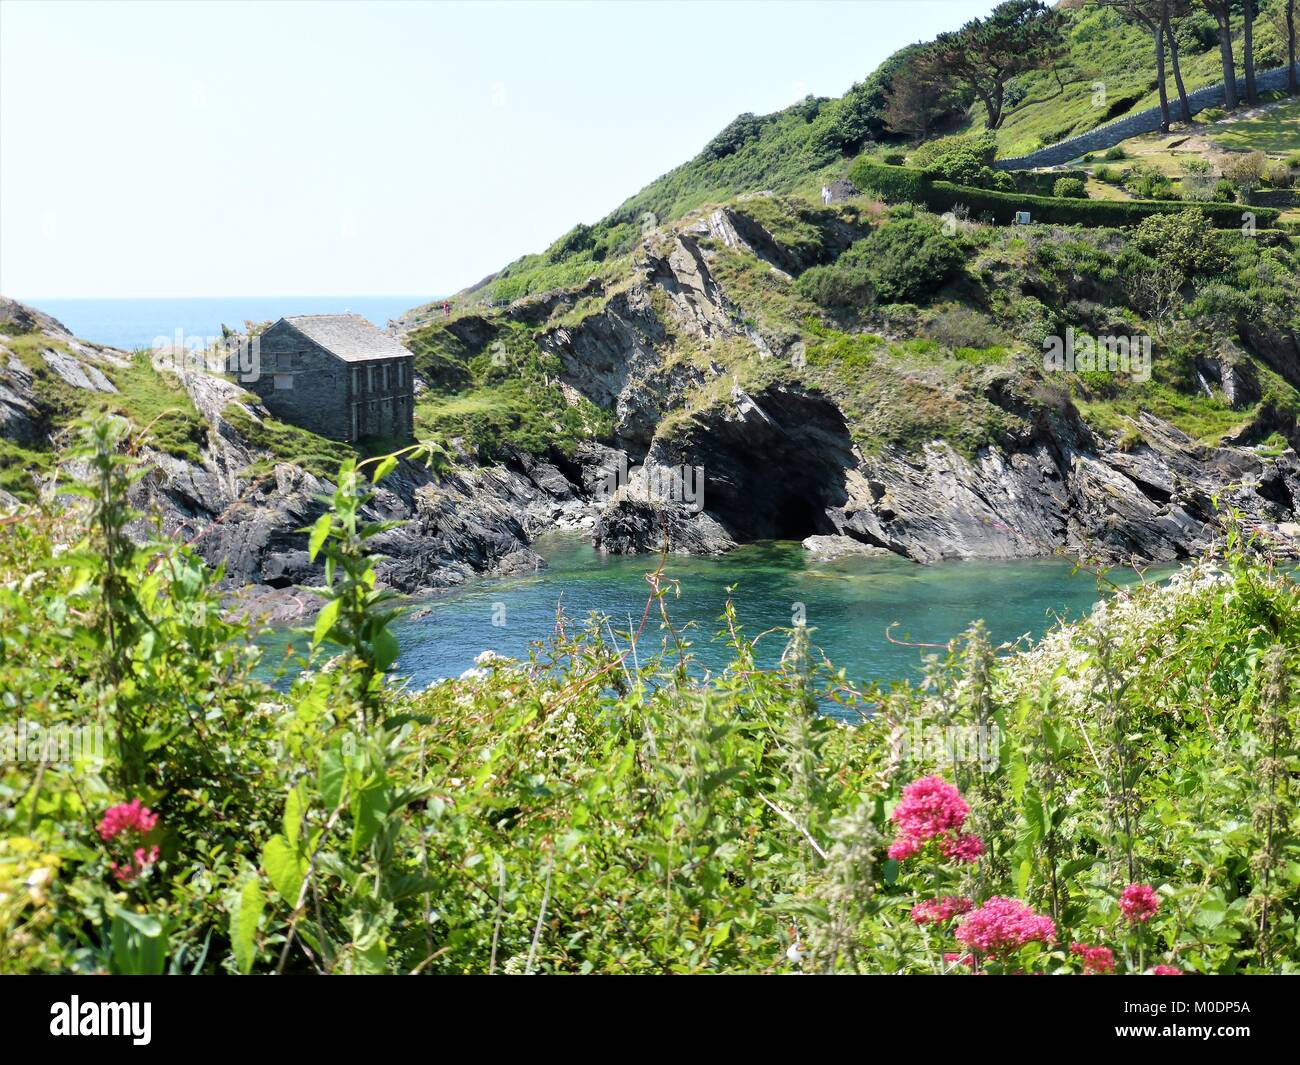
top-left (308, 513), bottom-right (332, 562)
top-left (283, 782), bottom-right (307, 848)
top-left (351, 782), bottom-right (389, 855)
top-left (262, 834), bottom-right (307, 905)
top-left (230, 877), bottom-right (264, 975)
top-left (319, 744), bottom-right (346, 809)
top-left (1014, 857), bottom-right (1032, 896)
top-left (313, 597), bottom-right (342, 646)
top-left (371, 455), bottom-right (398, 483)
top-left (110, 908), bottom-right (168, 975)
top-left (373, 626), bottom-right (399, 671)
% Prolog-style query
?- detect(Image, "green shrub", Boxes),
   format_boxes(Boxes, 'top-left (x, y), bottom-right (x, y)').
top-left (1134, 208), bottom-right (1229, 277)
top-left (1103, 146), bottom-right (1127, 161)
top-left (910, 131), bottom-right (1010, 190)
top-left (1052, 177), bottom-right (1087, 199)
top-left (844, 218), bottom-right (964, 304)
top-left (795, 262), bottom-right (874, 312)
top-left (1264, 162), bottom-right (1295, 189)
top-left (1125, 163), bottom-right (1177, 200)
top-left (1222, 151), bottom-right (1270, 197)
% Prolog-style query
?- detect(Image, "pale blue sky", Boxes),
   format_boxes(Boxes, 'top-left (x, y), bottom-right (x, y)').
top-left (1, 0), bottom-right (994, 299)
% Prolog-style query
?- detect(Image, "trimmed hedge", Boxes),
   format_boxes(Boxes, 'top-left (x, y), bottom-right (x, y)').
top-left (848, 159), bottom-right (1280, 230)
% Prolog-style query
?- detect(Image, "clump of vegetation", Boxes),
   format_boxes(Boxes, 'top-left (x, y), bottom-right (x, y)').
top-left (222, 402), bottom-right (356, 478)
top-left (103, 353), bottom-right (209, 462)
top-left (407, 322), bottom-right (611, 460)
top-left (1124, 162), bottom-right (1178, 201)
top-left (799, 217), bottom-right (966, 313)
top-left (1052, 176), bottom-right (1086, 199)
top-left (1221, 150), bottom-right (1271, 200)
top-left (855, 217), bottom-right (966, 303)
top-left (911, 132), bottom-right (1012, 190)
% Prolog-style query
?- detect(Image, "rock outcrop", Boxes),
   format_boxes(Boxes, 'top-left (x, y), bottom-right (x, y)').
top-left (0, 297), bottom-right (603, 619)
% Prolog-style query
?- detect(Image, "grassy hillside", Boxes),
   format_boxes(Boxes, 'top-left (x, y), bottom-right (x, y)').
top-left (982, 2), bottom-right (1297, 157)
top-left (421, 1), bottom-right (1297, 311)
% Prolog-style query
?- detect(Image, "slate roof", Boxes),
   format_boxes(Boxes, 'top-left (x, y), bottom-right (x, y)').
top-left (281, 314), bottom-right (411, 363)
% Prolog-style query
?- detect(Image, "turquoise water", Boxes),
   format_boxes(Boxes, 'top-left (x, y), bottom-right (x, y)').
top-left (258, 534), bottom-right (1167, 689)
top-left (26, 295), bottom-right (427, 351)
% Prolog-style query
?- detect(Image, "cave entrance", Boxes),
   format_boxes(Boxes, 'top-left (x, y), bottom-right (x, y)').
top-left (773, 493), bottom-right (823, 541)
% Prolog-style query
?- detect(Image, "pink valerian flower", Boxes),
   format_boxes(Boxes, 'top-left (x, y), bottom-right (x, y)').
top-left (97, 799), bottom-right (158, 842)
top-left (939, 833), bottom-right (985, 862)
top-left (1119, 883), bottom-right (1160, 923)
top-left (891, 776), bottom-right (969, 840)
top-left (1149, 965), bottom-right (1183, 975)
top-left (954, 897), bottom-right (1056, 958)
top-left (98, 799), bottom-right (160, 884)
top-left (943, 952), bottom-right (973, 968)
top-left (887, 835), bottom-right (922, 861)
top-left (110, 846), bottom-right (160, 883)
top-left (1070, 942), bottom-right (1116, 975)
top-left (887, 776), bottom-right (982, 863)
top-left (911, 896), bottom-right (973, 926)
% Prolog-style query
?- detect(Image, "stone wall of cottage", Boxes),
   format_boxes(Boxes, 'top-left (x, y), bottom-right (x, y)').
top-left (244, 321), bottom-right (414, 442)
top-left (346, 357), bottom-right (415, 442)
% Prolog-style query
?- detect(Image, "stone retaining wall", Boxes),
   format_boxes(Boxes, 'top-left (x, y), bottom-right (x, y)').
top-left (995, 65), bottom-right (1299, 171)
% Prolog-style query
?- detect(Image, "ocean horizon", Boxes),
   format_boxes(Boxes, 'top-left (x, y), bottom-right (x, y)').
top-left (19, 295), bottom-right (430, 350)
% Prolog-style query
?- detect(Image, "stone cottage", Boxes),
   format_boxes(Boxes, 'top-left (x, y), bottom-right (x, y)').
top-left (245, 314), bottom-right (415, 442)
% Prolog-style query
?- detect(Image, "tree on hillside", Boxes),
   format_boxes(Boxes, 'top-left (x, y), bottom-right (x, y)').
top-left (1162, 1), bottom-right (1194, 123)
top-left (883, 59), bottom-right (965, 140)
top-left (1200, 1), bottom-right (1240, 109)
top-left (1264, 0), bottom-right (1296, 94)
top-left (811, 44), bottom-right (938, 156)
top-left (916, 0), bottom-right (1066, 130)
top-left (1100, 1), bottom-right (1194, 129)
top-left (1116, 1), bottom-right (1174, 129)
top-left (1244, 0), bottom-right (1259, 102)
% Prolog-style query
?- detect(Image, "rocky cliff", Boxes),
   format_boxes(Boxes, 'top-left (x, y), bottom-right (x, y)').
top-left (5, 189), bottom-right (1299, 608)
top-left (479, 206), bottom-right (1299, 566)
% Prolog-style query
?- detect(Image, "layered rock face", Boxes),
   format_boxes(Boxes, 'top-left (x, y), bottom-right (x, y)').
top-left (521, 215), bottom-right (1300, 566)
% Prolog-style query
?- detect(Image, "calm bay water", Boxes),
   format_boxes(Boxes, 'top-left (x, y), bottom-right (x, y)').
top-left (27, 295), bottom-right (427, 350)
top-left (258, 535), bottom-right (1167, 689)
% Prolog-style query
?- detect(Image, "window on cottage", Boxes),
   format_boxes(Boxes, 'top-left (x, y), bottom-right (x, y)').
top-left (367, 365), bottom-right (375, 391)
top-left (273, 374), bottom-right (293, 390)
top-left (352, 367), bottom-right (360, 393)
